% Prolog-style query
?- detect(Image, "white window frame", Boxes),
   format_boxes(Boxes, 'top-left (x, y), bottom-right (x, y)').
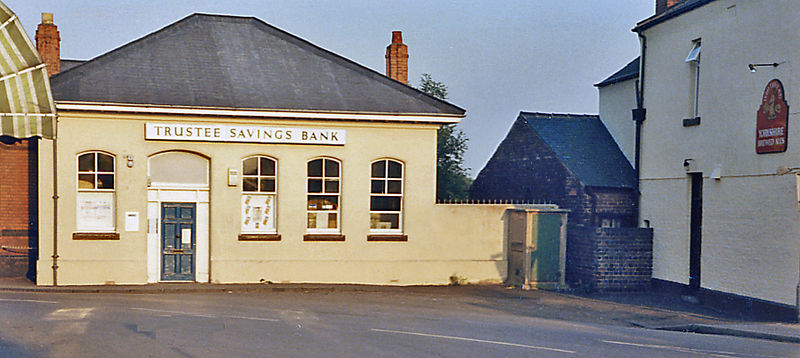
top-left (241, 156), bottom-right (278, 234)
top-left (76, 151), bottom-right (116, 232)
top-left (369, 159), bottom-right (403, 234)
top-left (685, 39), bottom-right (701, 118)
top-left (306, 157), bottom-right (341, 234)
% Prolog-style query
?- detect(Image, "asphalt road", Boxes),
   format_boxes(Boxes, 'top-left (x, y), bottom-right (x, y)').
top-left (0, 290), bottom-right (796, 357)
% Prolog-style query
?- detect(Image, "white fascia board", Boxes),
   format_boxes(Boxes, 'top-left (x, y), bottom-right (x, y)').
top-left (55, 102), bottom-right (464, 124)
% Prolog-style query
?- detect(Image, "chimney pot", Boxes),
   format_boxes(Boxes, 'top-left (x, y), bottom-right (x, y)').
top-left (385, 31), bottom-right (409, 85)
top-left (41, 12), bottom-right (53, 24)
top-left (391, 31), bottom-right (403, 44)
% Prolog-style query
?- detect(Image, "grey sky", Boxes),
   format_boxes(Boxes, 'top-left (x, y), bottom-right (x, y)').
top-left (9, 0), bottom-right (654, 176)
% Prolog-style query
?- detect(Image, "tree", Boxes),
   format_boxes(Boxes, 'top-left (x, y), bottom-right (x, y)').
top-left (417, 74), bottom-right (472, 201)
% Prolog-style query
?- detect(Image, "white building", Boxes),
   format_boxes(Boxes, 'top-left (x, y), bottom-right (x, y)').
top-left (635, 0), bottom-right (799, 317)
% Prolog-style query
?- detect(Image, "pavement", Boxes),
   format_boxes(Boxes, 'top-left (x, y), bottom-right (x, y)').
top-left (0, 276), bottom-right (798, 345)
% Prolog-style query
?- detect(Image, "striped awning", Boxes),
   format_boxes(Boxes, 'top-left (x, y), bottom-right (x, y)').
top-left (0, 1), bottom-right (55, 139)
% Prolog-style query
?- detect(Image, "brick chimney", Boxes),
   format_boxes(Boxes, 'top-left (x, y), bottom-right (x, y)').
top-left (385, 31), bottom-right (408, 84)
top-left (35, 13), bottom-right (60, 75)
top-left (656, 0), bottom-right (683, 14)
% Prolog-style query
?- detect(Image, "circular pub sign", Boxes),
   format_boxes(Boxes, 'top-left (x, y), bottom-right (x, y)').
top-left (756, 79), bottom-right (789, 154)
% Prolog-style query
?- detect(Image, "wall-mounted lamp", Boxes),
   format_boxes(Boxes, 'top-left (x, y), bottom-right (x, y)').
top-left (776, 166), bottom-right (800, 175)
top-left (125, 155), bottom-right (134, 168)
top-left (683, 158), bottom-right (695, 171)
top-left (748, 62), bottom-right (780, 73)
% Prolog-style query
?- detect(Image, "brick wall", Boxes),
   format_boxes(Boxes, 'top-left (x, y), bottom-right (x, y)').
top-left (0, 137), bottom-right (38, 279)
top-left (568, 226), bottom-right (653, 291)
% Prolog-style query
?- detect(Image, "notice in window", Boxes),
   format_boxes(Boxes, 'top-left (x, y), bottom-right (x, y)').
top-left (241, 195), bottom-right (274, 232)
top-left (77, 192), bottom-right (114, 230)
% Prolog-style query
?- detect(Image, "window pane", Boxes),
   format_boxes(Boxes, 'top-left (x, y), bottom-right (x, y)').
top-left (243, 178), bottom-right (258, 192)
top-left (324, 159), bottom-right (339, 177)
top-left (97, 174), bottom-right (114, 189)
top-left (307, 213), bottom-right (317, 229)
top-left (308, 179), bottom-right (322, 193)
top-left (97, 154), bottom-right (114, 172)
top-left (78, 174), bottom-right (95, 189)
top-left (78, 153), bottom-right (95, 172)
top-left (260, 157), bottom-right (275, 176)
top-left (371, 180), bottom-right (384, 194)
top-left (370, 196), bottom-right (401, 211)
top-left (307, 195), bottom-right (338, 210)
top-left (371, 161), bottom-right (385, 178)
top-left (388, 161), bottom-right (402, 178)
top-left (370, 213), bottom-right (399, 229)
top-left (307, 159), bottom-right (322, 177)
top-left (324, 179), bottom-right (339, 193)
top-left (243, 158), bottom-right (258, 175)
top-left (327, 213), bottom-right (338, 228)
top-left (387, 180), bottom-right (402, 194)
top-left (260, 178), bottom-right (275, 192)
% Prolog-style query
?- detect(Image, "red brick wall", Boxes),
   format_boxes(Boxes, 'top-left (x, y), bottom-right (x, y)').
top-left (0, 137), bottom-right (37, 278)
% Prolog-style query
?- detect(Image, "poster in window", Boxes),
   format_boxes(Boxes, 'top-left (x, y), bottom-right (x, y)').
top-left (77, 192), bottom-right (115, 230)
top-left (241, 194), bottom-right (275, 232)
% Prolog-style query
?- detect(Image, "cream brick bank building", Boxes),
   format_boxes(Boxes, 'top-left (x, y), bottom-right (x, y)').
top-left (35, 14), bottom-right (520, 286)
top-left (635, 0), bottom-right (799, 312)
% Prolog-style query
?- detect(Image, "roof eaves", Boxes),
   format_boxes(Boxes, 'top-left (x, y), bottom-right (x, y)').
top-left (594, 57), bottom-right (640, 88)
top-left (633, 0), bottom-right (717, 33)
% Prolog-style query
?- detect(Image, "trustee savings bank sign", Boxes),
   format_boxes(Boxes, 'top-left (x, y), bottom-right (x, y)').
top-left (145, 123), bottom-right (345, 145)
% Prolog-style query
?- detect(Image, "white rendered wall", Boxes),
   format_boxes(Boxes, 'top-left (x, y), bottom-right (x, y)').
top-left (639, 0), bottom-right (800, 305)
top-left (598, 78), bottom-right (637, 164)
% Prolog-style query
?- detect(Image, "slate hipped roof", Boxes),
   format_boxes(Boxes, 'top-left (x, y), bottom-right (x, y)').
top-left (520, 112), bottom-right (635, 189)
top-left (50, 14), bottom-right (464, 116)
top-left (595, 57), bottom-right (639, 88)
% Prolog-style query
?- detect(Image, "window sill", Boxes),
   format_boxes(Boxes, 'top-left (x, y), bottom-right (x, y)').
top-left (303, 234), bottom-right (345, 242)
top-left (73, 232), bottom-right (120, 240)
top-left (367, 234), bottom-right (407, 242)
top-left (238, 233), bottom-right (281, 241)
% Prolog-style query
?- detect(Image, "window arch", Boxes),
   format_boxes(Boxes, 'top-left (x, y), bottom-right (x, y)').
top-left (306, 157), bottom-right (340, 232)
top-left (241, 156), bottom-right (277, 233)
top-left (76, 151), bottom-right (115, 232)
top-left (148, 151), bottom-right (209, 187)
top-left (370, 159), bottom-right (403, 233)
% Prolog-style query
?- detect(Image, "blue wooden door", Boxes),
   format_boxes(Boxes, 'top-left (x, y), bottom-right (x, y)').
top-left (161, 203), bottom-right (196, 281)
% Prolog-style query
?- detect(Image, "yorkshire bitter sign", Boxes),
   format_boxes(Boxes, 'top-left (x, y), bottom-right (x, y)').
top-left (756, 79), bottom-right (788, 154)
top-left (145, 123), bottom-right (346, 145)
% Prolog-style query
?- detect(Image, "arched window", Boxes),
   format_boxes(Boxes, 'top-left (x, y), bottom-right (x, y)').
top-left (241, 156), bottom-right (277, 233)
top-left (306, 158), bottom-right (340, 232)
top-left (76, 151), bottom-right (115, 231)
top-left (370, 159), bottom-right (403, 233)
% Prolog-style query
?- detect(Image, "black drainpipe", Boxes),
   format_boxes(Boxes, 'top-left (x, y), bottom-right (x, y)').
top-left (632, 32), bottom-right (647, 225)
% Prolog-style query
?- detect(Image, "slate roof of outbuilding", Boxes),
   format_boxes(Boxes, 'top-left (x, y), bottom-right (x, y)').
top-left (595, 57), bottom-right (639, 88)
top-left (50, 14), bottom-right (465, 116)
top-left (519, 112), bottom-right (635, 189)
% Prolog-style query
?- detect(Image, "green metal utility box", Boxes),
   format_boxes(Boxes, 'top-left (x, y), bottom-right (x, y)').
top-left (505, 208), bottom-right (568, 290)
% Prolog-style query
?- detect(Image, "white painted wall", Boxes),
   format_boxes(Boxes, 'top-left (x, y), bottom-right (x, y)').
top-left (598, 78), bottom-right (637, 164)
top-left (639, 0), bottom-right (800, 305)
